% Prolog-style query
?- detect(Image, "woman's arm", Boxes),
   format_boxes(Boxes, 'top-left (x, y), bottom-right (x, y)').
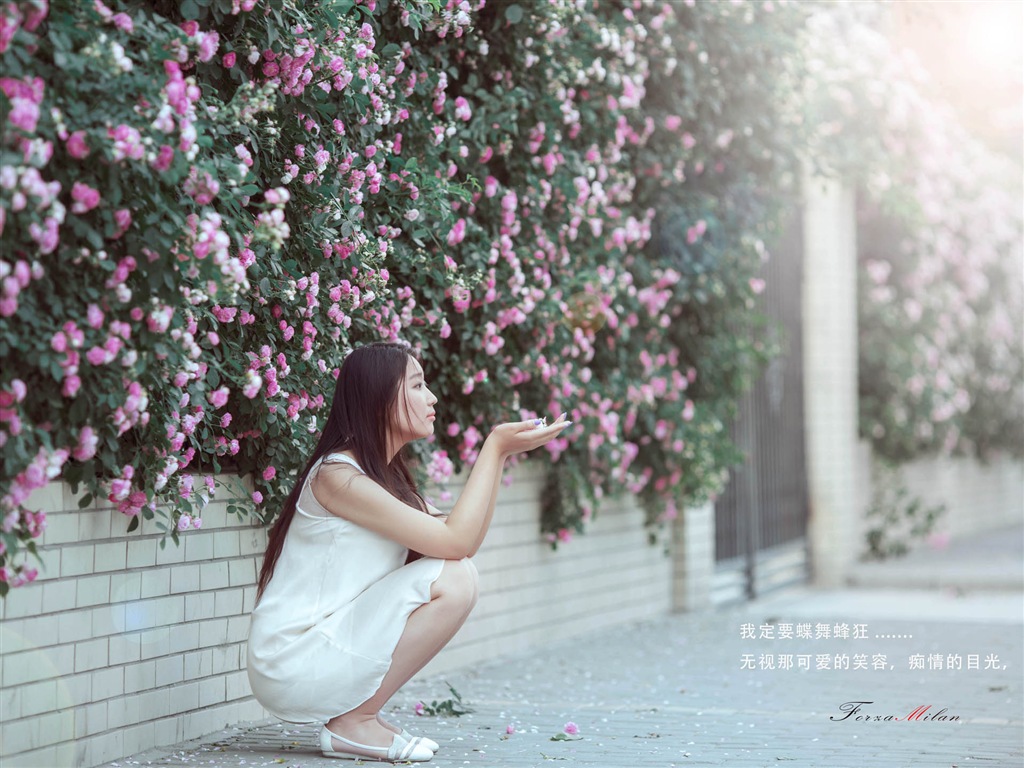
top-left (312, 417), bottom-right (569, 560)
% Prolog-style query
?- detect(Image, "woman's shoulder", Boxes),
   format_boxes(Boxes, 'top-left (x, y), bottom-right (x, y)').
top-left (320, 451), bottom-right (364, 472)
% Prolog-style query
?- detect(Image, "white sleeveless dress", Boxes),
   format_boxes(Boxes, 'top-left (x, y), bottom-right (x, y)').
top-left (246, 453), bottom-right (446, 723)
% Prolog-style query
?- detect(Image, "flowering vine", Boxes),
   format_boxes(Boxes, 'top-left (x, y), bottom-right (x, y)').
top-left (0, 0), bottom-right (1019, 595)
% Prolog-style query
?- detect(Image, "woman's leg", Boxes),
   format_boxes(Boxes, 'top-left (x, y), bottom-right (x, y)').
top-left (325, 558), bottom-right (479, 746)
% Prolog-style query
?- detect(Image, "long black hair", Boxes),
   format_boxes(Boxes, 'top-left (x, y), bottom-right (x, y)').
top-left (256, 342), bottom-right (427, 602)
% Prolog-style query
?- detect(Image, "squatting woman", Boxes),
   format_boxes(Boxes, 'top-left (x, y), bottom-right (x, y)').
top-left (246, 342), bottom-right (570, 762)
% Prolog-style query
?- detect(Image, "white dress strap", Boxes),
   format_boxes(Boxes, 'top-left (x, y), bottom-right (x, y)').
top-left (321, 453), bottom-right (365, 473)
top-left (295, 453), bottom-right (365, 520)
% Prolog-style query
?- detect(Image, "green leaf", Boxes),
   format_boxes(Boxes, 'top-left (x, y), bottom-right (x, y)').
top-left (505, 4), bottom-right (524, 24)
top-left (127, 516), bottom-right (140, 533)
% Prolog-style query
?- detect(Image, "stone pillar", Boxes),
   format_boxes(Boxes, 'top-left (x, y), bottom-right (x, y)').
top-left (802, 173), bottom-right (860, 587)
top-left (672, 502), bottom-right (715, 611)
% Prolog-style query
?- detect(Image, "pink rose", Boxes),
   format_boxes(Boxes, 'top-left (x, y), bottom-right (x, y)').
top-left (221, 51), bottom-right (236, 68)
top-left (197, 31), bottom-right (219, 62)
top-left (73, 426), bottom-right (98, 461)
top-left (152, 145), bottom-right (174, 172)
top-left (86, 346), bottom-right (108, 366)
top-left (66, 131), bottom-right (90, 159)
top-left (62, 376), bottom-right (81, 398)
top-left (70, 182), bottom-right (101, 214)
top-left (208, 386), bottom-right (229, 408)
top-left (111, 12), bottom-right (133, 32)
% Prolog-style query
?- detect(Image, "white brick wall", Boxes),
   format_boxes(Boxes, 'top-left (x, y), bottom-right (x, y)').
top-left (853, 443), bottom-right (1024, 552)
top-left (0, 463), bottom-right (681, 768)
top-left (0, 480), bottom-right (268, 768)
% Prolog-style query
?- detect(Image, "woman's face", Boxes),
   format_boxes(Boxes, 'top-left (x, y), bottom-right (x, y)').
top-left (391, 356), bottom-right (438, 445)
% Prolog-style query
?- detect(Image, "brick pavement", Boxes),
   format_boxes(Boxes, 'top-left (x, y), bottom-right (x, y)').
top-left (109, 585), bottom-right (1023, 768)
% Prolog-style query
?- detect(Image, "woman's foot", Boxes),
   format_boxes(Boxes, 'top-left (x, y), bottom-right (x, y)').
top-left (326, 715), bottom-right (395, 748)
top-left (377, 714), bottom-right (440, 752)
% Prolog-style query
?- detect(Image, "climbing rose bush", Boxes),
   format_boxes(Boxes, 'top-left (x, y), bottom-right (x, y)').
top-left (1, 0), bottom-right (1020, 593)
top-left (801, 6), bottom-right (1024, 462)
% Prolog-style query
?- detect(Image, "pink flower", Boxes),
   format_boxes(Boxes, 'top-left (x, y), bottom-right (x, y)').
top-left (682, 399), bottom-right (695, 421)
top-left (153, 145), bottom-right (174, 172)
top-left (446, 218), bottom-right (466, 246)
top-left (192, 517), bottom-right (203, 529)
top-left (749, 278), bottom-right (766, 295)
top-left (86, 346), bottom-right (109, 366)
top-left (73, 426), bottom-right (98, 461)
top-left (6, 97), bottom-right (39, 133)
top-left (252, 491), bottom-right (263, 504)
top-left (109, 478), bottom-right (132, 501)
top-left (177, 514), bottom-right (192, 531)
top-left (222, 51), bottom-right (236, 68)
top-left (66, 131), bottom-right (90, 159)
top-left (685, 219), bottom-right (706, 245)
top-left (110, 12), bottom-right (133, 32)
top-left (208, 386), bottom-right (229, 408)
top-left (414, 702), bottom-right (424, 716)
top-left (86, 303), bottom-right (104, 328)
top-left (71, 181), bottom-right (101, 214)
top-left (664, 115), bottom-right (683, 131)
top-left (113, 208), bottom-right (132, 237)
top-left (506, 725), bottom-right (515, 735)
top-left (62, 375), bottom-right (81, 398)
top-left (197, 29), bottom-right (220, 61)
top-left (563, 722), bottom-right (579, 735)
top-left (262, 465), bottom-right (276, 481)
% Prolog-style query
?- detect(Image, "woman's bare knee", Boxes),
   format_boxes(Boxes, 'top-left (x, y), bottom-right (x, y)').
top-left (432, 558), bottom-right (478, 610)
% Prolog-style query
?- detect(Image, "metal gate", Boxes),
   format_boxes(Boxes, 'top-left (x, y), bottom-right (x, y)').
top-left (713, 210), bottom-right (810, 604)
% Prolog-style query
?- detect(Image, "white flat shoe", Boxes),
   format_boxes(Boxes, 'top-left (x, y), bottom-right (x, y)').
top-left (320, 725), bottom-right (434, 762)
top-left (399, 729), bottom-right (439, 753)
top-left (375, 715), bottom-right (439, 753)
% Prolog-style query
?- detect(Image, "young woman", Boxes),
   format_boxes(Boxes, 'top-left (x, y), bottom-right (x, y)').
top-left (246, 342), bottom-right (571, 763)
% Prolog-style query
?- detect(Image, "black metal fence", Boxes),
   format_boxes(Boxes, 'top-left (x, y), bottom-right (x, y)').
top-left (714, 210), bottom-right (810, 602)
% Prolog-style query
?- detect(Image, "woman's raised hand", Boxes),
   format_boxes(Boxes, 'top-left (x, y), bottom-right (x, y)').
top-left (486, 413), bottom-right (573, 458)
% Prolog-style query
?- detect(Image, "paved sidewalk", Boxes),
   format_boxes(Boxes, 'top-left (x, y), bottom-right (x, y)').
top-left (109, 591), bottom-right (1022, 768)
top-left (110, 526), bottom-right (1023, 768)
